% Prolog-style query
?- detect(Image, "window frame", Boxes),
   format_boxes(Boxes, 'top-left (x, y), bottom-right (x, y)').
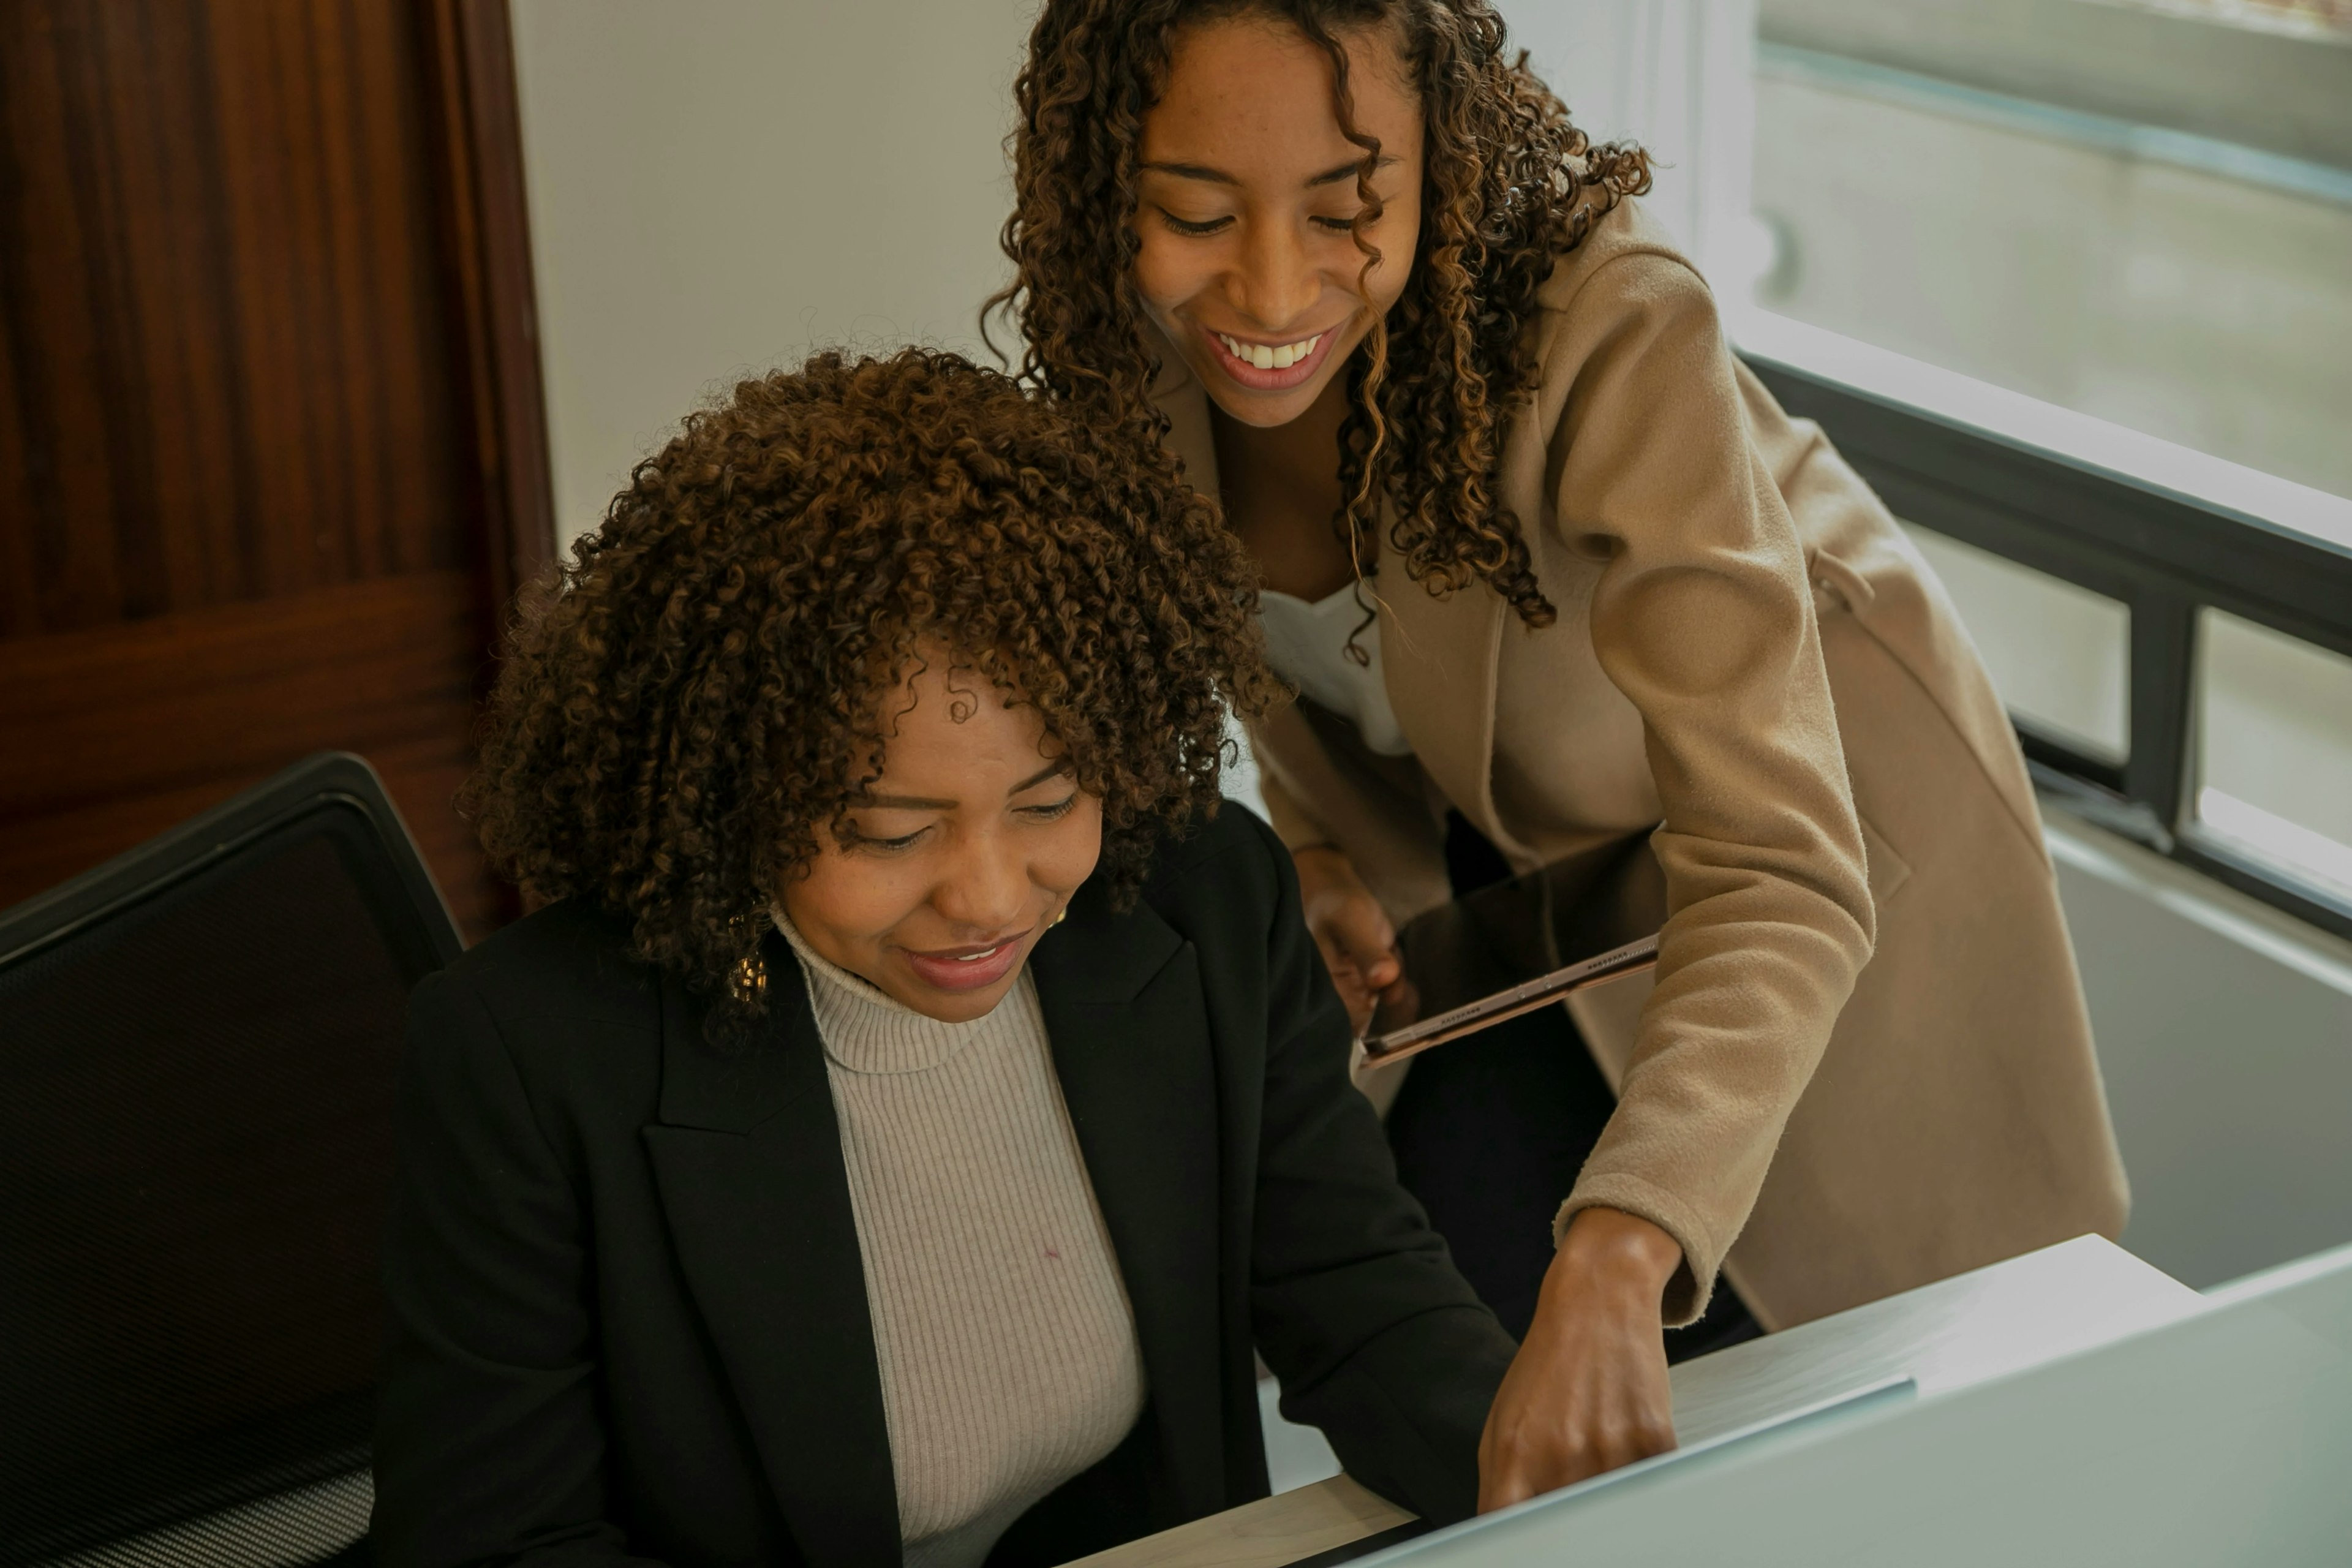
top-left (1744, 352), bottom-right (2352, 940)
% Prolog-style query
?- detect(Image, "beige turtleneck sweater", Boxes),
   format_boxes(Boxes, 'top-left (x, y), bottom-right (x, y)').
top-left (775, 917), bottom-right (1148, 1568)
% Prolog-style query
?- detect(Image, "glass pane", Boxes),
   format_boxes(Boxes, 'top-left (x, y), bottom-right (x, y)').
top-left (1902, 523), bottom-right (2130, 764)
top-left (1749, 0), bottom-right (2352, 500)
top-left (2195, 609), bottom-right (2352, 899)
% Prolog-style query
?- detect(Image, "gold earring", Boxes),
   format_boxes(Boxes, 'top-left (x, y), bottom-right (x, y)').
top-left (728, 911), bottom-right (769, 1002)
top-left (731, 952), bottom-right (768, 1001)
top-left (1049, 905), bottom-right (1068, 929)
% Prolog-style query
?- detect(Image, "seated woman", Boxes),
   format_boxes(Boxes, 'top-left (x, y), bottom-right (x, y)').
top-left (371, 349), bottom-right (1517, 1568)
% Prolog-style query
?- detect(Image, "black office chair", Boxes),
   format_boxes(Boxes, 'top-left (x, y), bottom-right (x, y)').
top-left (0, 754), bottom-right (464, 1568)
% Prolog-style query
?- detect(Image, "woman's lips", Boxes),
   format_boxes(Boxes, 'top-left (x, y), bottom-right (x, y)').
top-left (900, 929), bottom-right (1032, 993)
top-left (1201, 321), bottom-right (1343, 392)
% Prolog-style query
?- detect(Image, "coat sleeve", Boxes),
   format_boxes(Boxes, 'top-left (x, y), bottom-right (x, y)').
top-left (372, 971), bottom-right (666, 1568)
top-left (1237, 813), bottom-right (1517, 1525)
top-left (1542, 249), bottom-right (1877, 1323)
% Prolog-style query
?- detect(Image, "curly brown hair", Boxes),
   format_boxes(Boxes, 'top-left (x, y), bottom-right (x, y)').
top-left (986, 0), bottom-right (1652, 628)
top-left (468, 347), bottom-right (1283, 1022)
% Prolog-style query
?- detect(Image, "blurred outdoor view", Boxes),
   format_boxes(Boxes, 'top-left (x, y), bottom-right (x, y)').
top-left (1741, 0), bottom-right (2352, 902)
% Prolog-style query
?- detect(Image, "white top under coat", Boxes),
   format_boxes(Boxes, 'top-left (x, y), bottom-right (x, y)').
top-left (1257, 582), bottom-right (1415, 757)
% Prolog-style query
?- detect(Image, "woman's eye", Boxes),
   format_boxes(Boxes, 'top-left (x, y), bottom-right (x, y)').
top-left (1158, 210), bottom-right (1232, 237)
top-left (844, 823), bottom-right (927, 853)
top-left (1312, 213), bottom-right (1363, 233)
top-left (1020, 794), bottom-right (1080, 823)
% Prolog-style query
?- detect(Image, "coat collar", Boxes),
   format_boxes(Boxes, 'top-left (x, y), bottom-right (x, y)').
top-left (1151, 350), bottom-right (1528, 860)
top-left (643, 932), bottom-right (900, 1568)
top-left (1028, 872), bottom-right (1226, 1520)
top-left (644, 876), bottom-right (1228, 1566)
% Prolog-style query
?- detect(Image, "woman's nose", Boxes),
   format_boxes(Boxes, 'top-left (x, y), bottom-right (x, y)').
top-left (930, 834), bottom-right (1030, 935)
top-left (1234, 220), bottom-right (1320, 332)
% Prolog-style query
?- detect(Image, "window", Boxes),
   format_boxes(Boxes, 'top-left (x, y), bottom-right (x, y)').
top-left (1502, 0), bottom-right (2352, 929)
top-left (1903, 524), bottom-right (2130, 767)
top-left (1748, 0), bottom-right (2352, 501)
top-left (2195, 610), bottom-right (2352, 901)
top-left (1721, 0), bottom-right (2352, 933)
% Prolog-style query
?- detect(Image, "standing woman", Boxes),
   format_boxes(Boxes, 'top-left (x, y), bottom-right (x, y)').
top-left (989, 0), bottom-right (2130, 1507)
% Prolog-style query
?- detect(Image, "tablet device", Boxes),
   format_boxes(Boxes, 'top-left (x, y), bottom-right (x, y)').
top-left (1360, 830), bottom-right (1667, 1067)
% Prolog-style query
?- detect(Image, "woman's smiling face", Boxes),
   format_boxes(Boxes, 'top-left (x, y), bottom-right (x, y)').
top-left (1131, 16), bottom-right (1423, 429)
top-left (780, 650), bottom-right (1102, 1023)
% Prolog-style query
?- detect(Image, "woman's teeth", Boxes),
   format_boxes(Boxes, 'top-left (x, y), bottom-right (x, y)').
top-left (949, 942), bottom-right (1010, 963)
top-left (1219, 331), bottom-right (1321, 371)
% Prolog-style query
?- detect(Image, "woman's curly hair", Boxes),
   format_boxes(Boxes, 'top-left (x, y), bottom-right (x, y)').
top-left (987, 0), bottom-right (1651, 628)
top-left (468, 347), bottom-right (1284, 1025)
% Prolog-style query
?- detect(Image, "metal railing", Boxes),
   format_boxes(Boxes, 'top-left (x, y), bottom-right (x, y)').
top-left (1746, 353), bottom-right (2352, 940)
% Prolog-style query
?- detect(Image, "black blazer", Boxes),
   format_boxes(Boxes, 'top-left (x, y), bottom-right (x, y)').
top-left (372, 805), bottom-right (1516, 1568)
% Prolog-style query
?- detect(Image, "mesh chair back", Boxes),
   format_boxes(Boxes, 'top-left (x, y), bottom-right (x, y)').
top-left (0, 755), bottom-right (462, 1566)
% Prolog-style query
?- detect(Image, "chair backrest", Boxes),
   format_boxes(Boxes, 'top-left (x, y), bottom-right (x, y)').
top-left (0, 754), bottom-right (462, 1566)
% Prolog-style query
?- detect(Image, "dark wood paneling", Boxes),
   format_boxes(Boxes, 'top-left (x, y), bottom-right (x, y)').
top-left (423, 0), bottom-right (559, 615)
top-left (0, 0), bottom-right (465, 635)
top-left (0, 571), bottom-right (502, 938)
top-left (0, 0), bottom-right (553, 940)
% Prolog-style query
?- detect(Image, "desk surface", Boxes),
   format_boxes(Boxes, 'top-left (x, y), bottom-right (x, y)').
top-left (1372, 1240), bottom-right (2352, 1568)
top-left (1062, 1474), bottom-right (1413, 1568)
top-left (1079, 1235), bottom-right (2205, 1568)
top-left (1668, 1231), bottom-right (2201, 1444)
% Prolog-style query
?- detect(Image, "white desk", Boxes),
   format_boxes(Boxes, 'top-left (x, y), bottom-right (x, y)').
top-left (1371, 1239), bottom-right (2352, 1567)
top-left (1668, 1231), bottom-right (2201, 1444)
top-left (1074, 1235), bottom-right (2206, 1568)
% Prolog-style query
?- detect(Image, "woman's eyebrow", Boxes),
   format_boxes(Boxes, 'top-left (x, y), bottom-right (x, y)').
top-left (860, 763), bottom-right (1063, 812)
top-left (1008, 762), bottom-right (1069, 796)
top-left (1139, 154), bottom-right (1401, 189)
top-left (1306, 153), bottom-right (1401, 186)
top-left (1140, 159), bottom-right (1241, 185)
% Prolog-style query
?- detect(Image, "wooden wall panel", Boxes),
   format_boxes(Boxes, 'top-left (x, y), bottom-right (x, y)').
top-left (0, 0), bottom-right (554, 941)
top-left (422, 0), bottom-right (557, 619)
top-left (0, 571), bottom-right (502, 936)
top-left (1, 0), bottom-right (467, 633)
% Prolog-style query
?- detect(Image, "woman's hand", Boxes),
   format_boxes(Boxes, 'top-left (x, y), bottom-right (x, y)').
top-left (1476, 1207), bottom-right (1682, 1512)
top-left (1292, 846), bottom-right (1415, 1036)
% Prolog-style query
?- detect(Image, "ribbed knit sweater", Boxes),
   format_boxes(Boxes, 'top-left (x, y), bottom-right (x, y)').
top-left (775, 917), bottom-right (1148, 1568)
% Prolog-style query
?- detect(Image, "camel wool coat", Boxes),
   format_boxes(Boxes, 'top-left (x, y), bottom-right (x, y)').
top-left (1152, 198), bottom-right (2130, 1332)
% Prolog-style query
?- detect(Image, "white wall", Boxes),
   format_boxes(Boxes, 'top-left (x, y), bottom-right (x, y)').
top-left (510, 0), bottom-right (1034, 548)
top-left (1503, 0), bottom-right (1763, 287)
top-left (510, 0), bottom-right (1753, 549)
